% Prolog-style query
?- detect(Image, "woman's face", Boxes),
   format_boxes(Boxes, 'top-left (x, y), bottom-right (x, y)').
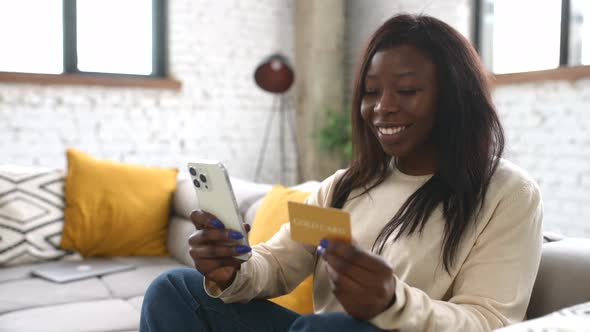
top-left (360, 45), bottom-right (438, 172)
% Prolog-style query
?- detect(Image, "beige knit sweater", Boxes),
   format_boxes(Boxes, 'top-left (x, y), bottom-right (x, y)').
top-left (206, 159), bottom-right (543, 331)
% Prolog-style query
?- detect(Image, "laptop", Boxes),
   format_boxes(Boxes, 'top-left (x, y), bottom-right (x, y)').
top-left (31, 258), bottom-right (136, 283)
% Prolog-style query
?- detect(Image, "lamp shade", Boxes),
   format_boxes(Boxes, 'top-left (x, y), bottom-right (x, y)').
top-left (254, 54), bottom-right (294, 94)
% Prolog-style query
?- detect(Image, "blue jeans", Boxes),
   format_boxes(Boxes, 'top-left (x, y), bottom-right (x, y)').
top-left (139, 268), bottom-right (384, 332)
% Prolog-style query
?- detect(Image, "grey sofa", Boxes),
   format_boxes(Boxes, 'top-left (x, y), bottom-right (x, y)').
top-left (0, 175), bottom-right (278, 332)
top-left (0, 175), bottom-right (588, 332)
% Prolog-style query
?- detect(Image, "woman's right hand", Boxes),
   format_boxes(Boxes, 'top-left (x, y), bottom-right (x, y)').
top-left (189, 209), bottom-right (251, 290)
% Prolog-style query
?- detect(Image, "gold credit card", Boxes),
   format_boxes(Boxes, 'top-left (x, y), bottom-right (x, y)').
top-left (287, 201), bottom-right (352, 246)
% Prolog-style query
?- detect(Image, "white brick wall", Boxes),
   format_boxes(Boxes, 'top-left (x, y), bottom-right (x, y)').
top-left (345, 1), bottom-right (590, 237)
top-left (0, 0), bottom-right (297, 185)
top-left (2, 1), bottom-right (589, 237)
top-left (494, 80), bottom-right (590, 237)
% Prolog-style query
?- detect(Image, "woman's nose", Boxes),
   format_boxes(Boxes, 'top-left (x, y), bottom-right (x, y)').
top-left (373, 92), bottom-right (398, 114)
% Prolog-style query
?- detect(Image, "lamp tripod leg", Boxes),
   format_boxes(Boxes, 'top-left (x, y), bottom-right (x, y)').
top-left (279, 96), bottom-right (286, 184)
top-left (255, 97), bottom-right (277, 182)
top-left (286, 99), bottom-right (301, 183)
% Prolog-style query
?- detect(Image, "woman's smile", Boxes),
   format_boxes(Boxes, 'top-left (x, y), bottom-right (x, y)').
top-left (375, 124), bottom-right (412, 145)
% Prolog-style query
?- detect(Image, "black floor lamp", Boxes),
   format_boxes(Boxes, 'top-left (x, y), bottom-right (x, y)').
top-left (253, 53), bottom-right (298, 184)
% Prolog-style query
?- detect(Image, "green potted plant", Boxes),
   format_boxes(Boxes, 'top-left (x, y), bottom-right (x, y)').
top-left (316, 106), bottom-right (352, 166)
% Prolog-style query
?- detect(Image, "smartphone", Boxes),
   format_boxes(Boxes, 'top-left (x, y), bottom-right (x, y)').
top-left (187, 160), bottom-right (251, 261)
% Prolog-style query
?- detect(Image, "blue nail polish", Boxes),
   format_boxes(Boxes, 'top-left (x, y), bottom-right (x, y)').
top-left (235, 245), bottom-right (252, 254)
top-left (229, 230), bottom-right (244, 240)
top-left (316, 246), bottom-right (325, 256)
top-left (320, 239), bottom-right (329, 249)
top-left (211, 219), bottom-right (225, 229)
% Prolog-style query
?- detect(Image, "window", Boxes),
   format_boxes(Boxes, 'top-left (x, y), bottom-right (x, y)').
top-left (0, 0), bottom-right (63, 74)
top-left (571, 0), bottom-right (590, 66)
top-left (475, 0), bottom-right (590, 74)
top-left (0, 0), bottom-right (167, 77)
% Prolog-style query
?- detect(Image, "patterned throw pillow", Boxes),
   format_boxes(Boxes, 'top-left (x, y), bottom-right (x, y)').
top-left (0, 165), bottom-right (74, 266)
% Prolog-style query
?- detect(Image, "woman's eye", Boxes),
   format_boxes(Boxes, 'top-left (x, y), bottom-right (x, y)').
top-left (364, 90), bottom-right (379, 96)
top-left (398, 89), bottom-right (417, 96)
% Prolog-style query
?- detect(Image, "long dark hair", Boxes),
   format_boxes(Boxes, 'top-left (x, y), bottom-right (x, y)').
top-left (330, 14), bottom-right (505, 272)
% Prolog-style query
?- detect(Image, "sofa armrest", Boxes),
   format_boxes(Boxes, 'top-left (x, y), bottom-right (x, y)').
top-left (527, 238), bottom-right (590, 319)
top-left (167, 216), bottom-right (195, 267)
top-left (172, 175), bottom-right (272, 223)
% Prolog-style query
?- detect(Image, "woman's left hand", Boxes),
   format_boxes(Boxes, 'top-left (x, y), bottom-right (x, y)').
top-left (320, 239), bottom-right (397, 320)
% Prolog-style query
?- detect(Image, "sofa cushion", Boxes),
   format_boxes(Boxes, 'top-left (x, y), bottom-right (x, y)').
top-left (250, 185), bottom-right (314, 314)
top-left (244, 181), bottom-right (321, 227)
top-left (244, 195), bottom-right (266, 226)
top-left (527, 238), bottom-right (590, 319)
top-left (0, 253), bottom-right (85, 284)
top-left (0, 299), bottom-right (140, 332)
top-left (0, 165), bottom-right (75, 266)
top-left (167, 216), bottom-right (195, 267)
top-left (100, 259), bottom-right (184, 298)
top-left (172, 175), bottom-right (198, 220)
top-left (60, 148), bottom-right (178, 257)
top-left (127, 295), bottom-right (144, 311)
top-left (0, 277), bottom-right (111, 314)
top-left (230, 177), bottom-right (274, 215)
top-left (173, 175), bottom-right (272, 221)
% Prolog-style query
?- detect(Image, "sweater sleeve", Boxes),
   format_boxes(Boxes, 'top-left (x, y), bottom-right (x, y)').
top-left (369, 180), bottom-right (544, 331)
top-left (204, 171), bottom-right (344, 303)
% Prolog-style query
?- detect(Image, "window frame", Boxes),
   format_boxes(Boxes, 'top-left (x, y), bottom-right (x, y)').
top-left (473, 0), bottom-right (590, 85)
top-left (0, 0), bottom-right (180, 90)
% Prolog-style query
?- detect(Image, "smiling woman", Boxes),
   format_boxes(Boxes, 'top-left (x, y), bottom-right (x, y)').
top-left (140, 14), bottom-right (543, 332)
top-left (360, 46), bottom-right (438, 174)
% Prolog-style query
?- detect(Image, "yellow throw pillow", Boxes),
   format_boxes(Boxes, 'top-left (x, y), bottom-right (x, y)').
top-left (60, 148), bottom-right (178, 257)
top-left (249, 185), bottom-right (314, 314)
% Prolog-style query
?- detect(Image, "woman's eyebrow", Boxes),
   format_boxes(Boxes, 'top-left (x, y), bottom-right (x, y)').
top-left (394, 71), bottom-right (417, 77)
top-left (366, 71), bottom-right (418, 79)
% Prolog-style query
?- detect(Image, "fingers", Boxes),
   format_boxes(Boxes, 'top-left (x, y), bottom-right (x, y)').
top-left (190, 209), bottom-right (251, 234)
top-left (190, 209), bottom-right (224, 230)
top-left (323, 249), bottom-right (382, 288)
top-left (189, 244), bottom-right (251, 259)
top-left (323, 251), bottom-right (397, 321)
top-left (325, 264), bottom-right (382, 321)
top-left (192, 256), bottom-right (242, 275)
top-left (188, 228), bottom-right (251, 258)
top-left (188, 228), bottom-right (245, 246)
top-left (320, 239), bottom-right (398, 319)
top-left (320, 239), bottom-right (395, 297)
top-left (326, 264), bottom-right (363, 294)
top-left (323, 239), bottom-right (393, 274)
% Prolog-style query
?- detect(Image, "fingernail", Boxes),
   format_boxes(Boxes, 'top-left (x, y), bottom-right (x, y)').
top-left (235, 245), bottom-right (251, 254)
top-left (228, 230), bottom-right (244, 240)
top-left (320, 239), bottom-right (329, 249)
top-left (316, 245), bottom-right (325, 256)
top-left (211, 219), bottom-right (225, 229)
top-left (245, 224), bottom-right (251, 232)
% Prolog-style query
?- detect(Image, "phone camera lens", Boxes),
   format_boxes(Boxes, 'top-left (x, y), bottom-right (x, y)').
top-left (189, 167), bottom-right (197, 176)
top-left (199, 174), bottom-right (207, 183)
top-left (193, 179), bottom-right (201, 188)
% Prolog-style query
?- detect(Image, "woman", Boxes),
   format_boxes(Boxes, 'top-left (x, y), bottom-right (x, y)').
top-left (140, 14), bottom-right (543, 332)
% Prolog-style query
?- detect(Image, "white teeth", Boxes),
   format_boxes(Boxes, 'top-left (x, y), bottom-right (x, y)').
top-left (378, 126), bottom-right (406, 135)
